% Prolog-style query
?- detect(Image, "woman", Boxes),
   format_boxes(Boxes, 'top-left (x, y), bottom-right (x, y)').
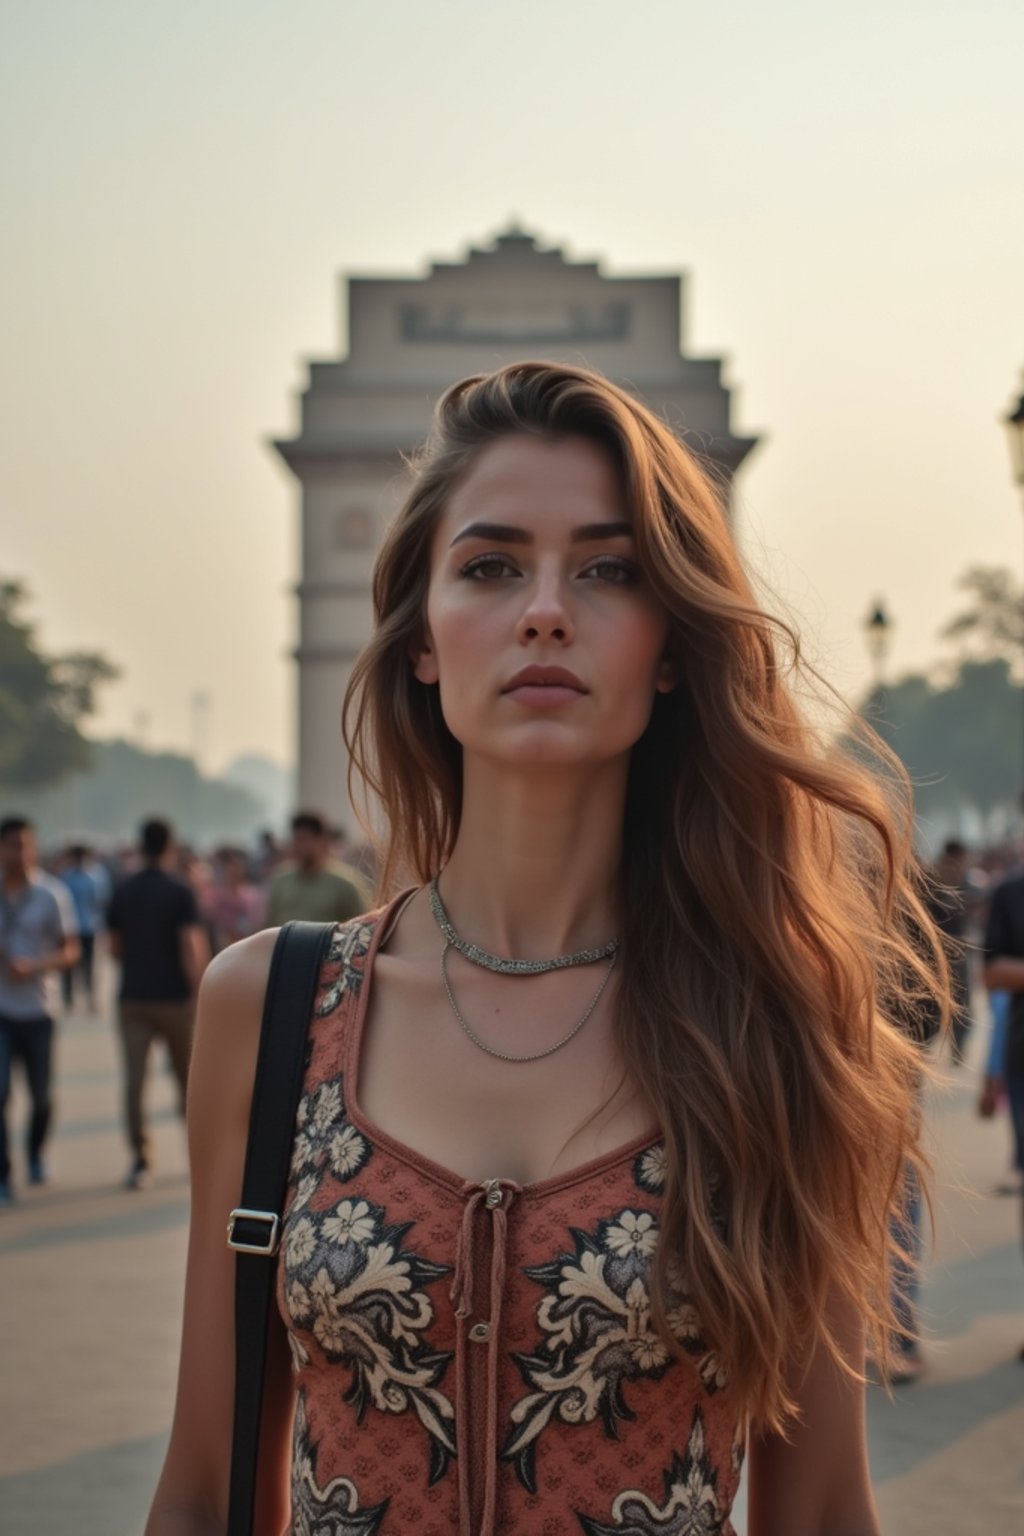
top-left (147, 362), bottom-right (946, 1535)
top-left (202, 846), bottom-right (267, 956)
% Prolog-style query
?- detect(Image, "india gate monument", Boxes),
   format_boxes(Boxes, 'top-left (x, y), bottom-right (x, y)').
top-left (272, 225), bottom-right (758, 826)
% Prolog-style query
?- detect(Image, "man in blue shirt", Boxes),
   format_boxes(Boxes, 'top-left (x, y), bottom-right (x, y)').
top-left (59, 844), bottom-right (110, 1012)
top-left (0, 816), bottom-right (80, 1204)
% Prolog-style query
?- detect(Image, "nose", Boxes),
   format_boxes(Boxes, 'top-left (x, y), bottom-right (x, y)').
top-left (515, 566), bottom-right (575, 645)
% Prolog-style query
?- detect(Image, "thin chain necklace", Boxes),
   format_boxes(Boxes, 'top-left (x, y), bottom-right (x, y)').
top-left (440, 942), bottom-right (617, 1063)
top-left (429, 875), bottom-right (618, 975)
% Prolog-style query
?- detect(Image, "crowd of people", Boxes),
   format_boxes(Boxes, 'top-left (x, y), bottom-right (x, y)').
top-left (1, 808), bottom-right (1023, 1366)
top-left (0, 809), bottom-right (371, 1201)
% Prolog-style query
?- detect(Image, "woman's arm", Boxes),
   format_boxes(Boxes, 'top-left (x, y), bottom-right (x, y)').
top-left (746, 1289), bottom-right (878, 1536)
top-left (145, 929), bottom-right (296, 1536)
top-left (983, 956), bottom-right (1024, 991)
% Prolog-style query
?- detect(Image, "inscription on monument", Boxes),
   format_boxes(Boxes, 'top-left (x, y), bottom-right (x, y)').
top-left (399, 301), bottom-right (630, 345)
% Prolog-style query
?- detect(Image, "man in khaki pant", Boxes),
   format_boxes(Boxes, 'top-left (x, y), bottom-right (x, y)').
top-left (106, 819), bottom-right (209, 1188)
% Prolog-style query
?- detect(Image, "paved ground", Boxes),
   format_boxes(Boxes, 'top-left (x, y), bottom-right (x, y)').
top-left (0, 982), bottom-right (1022, 1535)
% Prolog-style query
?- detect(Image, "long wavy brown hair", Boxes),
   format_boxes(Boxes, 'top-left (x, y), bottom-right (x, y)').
top-left (343, 360), bottom-right (948, 1431)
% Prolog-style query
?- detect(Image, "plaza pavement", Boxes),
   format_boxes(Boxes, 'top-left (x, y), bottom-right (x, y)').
top-left (0, 984), bottom-right (1022, 1535)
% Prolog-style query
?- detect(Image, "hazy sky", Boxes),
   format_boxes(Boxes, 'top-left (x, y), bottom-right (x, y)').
top-left (2, 0), bottom-right (1021, 775)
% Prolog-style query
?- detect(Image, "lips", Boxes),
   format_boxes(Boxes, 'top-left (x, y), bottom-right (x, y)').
top-left (501, 665), bottom-right (587, 693)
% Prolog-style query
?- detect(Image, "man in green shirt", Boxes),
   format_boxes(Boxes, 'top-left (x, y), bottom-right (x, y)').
top-left (266, 812), bottom-right (370, 926)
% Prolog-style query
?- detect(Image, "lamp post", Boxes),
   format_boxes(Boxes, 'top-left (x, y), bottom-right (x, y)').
top-left (1004, 378), bottom-right (1024, 498)
top-left (1002, 376), bottom-right (1024, 817)
top-left (863, 598), bottom-right (893, 693)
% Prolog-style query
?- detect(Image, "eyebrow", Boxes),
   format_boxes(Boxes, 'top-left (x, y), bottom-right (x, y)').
top-left (450, 520), bottom-right (634, 547)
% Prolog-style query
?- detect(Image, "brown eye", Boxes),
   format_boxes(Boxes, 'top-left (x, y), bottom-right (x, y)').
top-left (583, 559), bottom-right (637, 585)
top-left (460, 555), bottom-right (518, 580)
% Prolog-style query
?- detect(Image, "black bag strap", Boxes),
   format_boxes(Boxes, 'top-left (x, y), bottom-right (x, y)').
top-left (226, 919), bottom-right (335, 1536)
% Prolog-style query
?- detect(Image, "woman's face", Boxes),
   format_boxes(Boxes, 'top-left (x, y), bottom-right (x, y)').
top-left (414, 433), bottom-right (675, 770)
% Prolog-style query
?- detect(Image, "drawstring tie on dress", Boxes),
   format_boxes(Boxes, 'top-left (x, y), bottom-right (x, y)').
top-left (450, 1177), bottom-right (514, 1536)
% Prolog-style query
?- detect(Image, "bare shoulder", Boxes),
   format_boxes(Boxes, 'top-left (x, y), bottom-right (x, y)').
top-left (189, 929), bottom-right (281, 1128)
top-left (199, 927), bottom-right (281, 1017)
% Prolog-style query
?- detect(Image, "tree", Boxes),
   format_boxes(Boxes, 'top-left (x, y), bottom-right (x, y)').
top-left (10, 738), bottom-right (266, 846)
top-left (0, 580), bottom-right (118, 790)
top-left (864, 659), bottom-right (1020, 821)
top-left (938, 565), bottom-right (1024, 677)
top-left (856, 566), bottom-right (1023, 829)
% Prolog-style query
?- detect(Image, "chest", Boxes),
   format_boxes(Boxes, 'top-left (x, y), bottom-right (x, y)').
top-left (1001, 899), bottom-right (1024, 956)
top-left (356, 950), bottom-right (656, 1187)
top-left (277, 1101), bottom-right (724, 1536)
top-left (118, 876), bottom-right (186, 935)
top-left (0, 886), bottom-right (57, 953)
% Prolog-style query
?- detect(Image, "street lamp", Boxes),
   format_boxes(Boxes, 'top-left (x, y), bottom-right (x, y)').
top-left (863, 598), bottom-right (893, 690)
top-left (1004, 377), bottom-right (1024, 497)
top-left (1002, 375), bottom-right (1024, 825)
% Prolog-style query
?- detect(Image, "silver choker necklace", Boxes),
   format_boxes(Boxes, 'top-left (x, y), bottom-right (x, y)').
top-left (428, 875), bottom-right (619, 975)
top-left (440, 942), bottom-right (617, 1063)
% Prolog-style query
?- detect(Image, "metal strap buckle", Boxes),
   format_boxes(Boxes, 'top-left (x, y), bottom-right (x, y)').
top-left (226, 1207), bottom-right (281, 1255)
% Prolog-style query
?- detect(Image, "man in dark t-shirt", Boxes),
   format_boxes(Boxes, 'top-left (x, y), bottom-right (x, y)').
top-left (982, 871), bottom-right (1024, 1167)
top-left (107, 818), bottom-right (209, 1188)
top-left (981, 867), bottom-right (1024, 1359)
top-left (926, 840), bottom-right (971, 1064)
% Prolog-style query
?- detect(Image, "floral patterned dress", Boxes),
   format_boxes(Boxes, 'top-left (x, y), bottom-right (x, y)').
top-left (277, 898), bottom-right (746, 1536)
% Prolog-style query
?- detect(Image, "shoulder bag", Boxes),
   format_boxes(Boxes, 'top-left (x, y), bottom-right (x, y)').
top-left (225, 919), bottom-right (335, 1536)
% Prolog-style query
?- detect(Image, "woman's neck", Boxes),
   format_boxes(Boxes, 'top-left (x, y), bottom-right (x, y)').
top-left (438, 757), bottom-right (626, 960)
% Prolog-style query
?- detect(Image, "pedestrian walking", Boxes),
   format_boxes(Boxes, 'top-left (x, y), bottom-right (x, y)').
top-left (981, 867), bottom-right (1024, 1361)
top-left (107, 818), bottom-right (210, 1190)
top-left (147, 361), bottom-right (948, 1535)
top-left (253, 828), bottom-right (283, 884)
top-left (925, 839), bottom-right (972, 1065)
top-left (203, 846), bottom-right (266, 955)
top-left (58, 843), bottom-right (110, 1011)
top-left (979, 987), bottom-right (1022, 1194)
top-left (265, 811), bottom-right (370, 925)
top-left (0, 816), bottom-right (80, 1204)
